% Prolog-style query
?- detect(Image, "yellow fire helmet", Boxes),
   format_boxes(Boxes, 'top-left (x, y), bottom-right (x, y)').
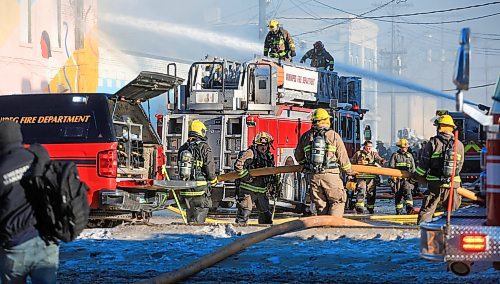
top-left (434, 114), bottom-right (457, 128)
top-left (189, 120), bottom-right (207, 137)
top-left (254, 132), bottom-right (274, 145)
top-left (310, 108), bottom-right (332, 122)
top-left (396, 138), bottom-right (409, 148)
top-left (268, 19), bottom-right (279, 32)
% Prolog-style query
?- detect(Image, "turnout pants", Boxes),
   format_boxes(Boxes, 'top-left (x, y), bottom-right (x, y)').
top-left (355, 178), bottom-right (377, 213)
top-left (181, 187), bottom-right (212, 224)
top-left (417, 182), bottom-right (462, 224)
top-left (393, 178), bottom-right (414, 214)
top-left (309, 172), bottom-right (346, 217)
top-left (235, 188), bottom-right (272, 225)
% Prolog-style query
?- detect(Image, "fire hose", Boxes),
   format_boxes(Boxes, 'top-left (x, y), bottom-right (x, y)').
top-left (217, 164), bottom-right (483, 203)
top-left (137, 216), bottom-right (371, 284)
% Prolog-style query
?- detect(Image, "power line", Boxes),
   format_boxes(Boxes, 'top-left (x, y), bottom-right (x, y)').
top-left (280, 1), bottom-right (500, 20)
top-left (292, 0), bottom-right (396, 37)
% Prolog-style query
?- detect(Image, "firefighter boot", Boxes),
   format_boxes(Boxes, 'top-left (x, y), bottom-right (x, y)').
top-left (406, 206), bottom-right (415, 215)
top-left (367, 205), bottom-right (375, 214)
top-left (189, 207), bottom-right (209, 224)
top-left (235, 209), bottom-right (252, 225)
top-left (258, 210), bottom-right (273, 224)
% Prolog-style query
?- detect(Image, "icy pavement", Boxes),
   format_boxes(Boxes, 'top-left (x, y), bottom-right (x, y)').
top-left (57, 213), bottom-right (498, 283)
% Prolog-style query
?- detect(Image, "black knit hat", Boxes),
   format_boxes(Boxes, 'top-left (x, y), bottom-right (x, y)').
top-left (0, 120), bottom-right (23, 150)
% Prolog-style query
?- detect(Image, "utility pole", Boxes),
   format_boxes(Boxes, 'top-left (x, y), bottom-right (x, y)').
top-left (259, 0), bottom-right (268, 40)
top-left (377, 1), bottom-right (410, 145)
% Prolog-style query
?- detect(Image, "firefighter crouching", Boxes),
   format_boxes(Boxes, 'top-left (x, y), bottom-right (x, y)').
top-left (295, 108), bottom-right (352, 217)
top-left (389, 139), bottom-right (416, 215)
top-left (351, 140), bottom-right (386, 214)
top-left (234, 132), bottom-right (277, 225)
top-left (177, 120), bottom-right (218, 224)
top-left (415, 115), bottom-right (464, 224)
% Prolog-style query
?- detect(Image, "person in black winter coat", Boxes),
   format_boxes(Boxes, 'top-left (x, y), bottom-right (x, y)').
top-left (0, 120), bottom-right (59, 283)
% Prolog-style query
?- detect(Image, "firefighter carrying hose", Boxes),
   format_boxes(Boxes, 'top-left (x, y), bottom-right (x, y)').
top-left (177, 120), bottom-right (218, 224)
top-left (351, 140), bottom-right (386, 214)
top-left (389, 138), bottom-right (416, 215)
top-left (415, 114), bottom-right (464, 224)
top-left (234, 132), bottom-right (277, 225)
top-left (264, 19), bottom-right (296, 62)
top-left (295, 108), bottom-right (352, 217)
top-left (299, 41), bottom-right (335, 70)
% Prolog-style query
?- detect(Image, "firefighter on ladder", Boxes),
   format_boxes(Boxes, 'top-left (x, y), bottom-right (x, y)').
top-left (177, 120), bottom-right (218, 224)
top-left (264, 19), bottom-right (296, 62)
top-left (351, 140), bottom-right (386, 214)
top-left (299, 41), bottom-right (335, 70)
top-left (295, 108), bottom-right (352, 217)
top-left (415, 114), bottom-right (464, 224)
top-left (234, 132), bottom-right (277, 225)
top-left (389, 138), bottom-right (416, 215)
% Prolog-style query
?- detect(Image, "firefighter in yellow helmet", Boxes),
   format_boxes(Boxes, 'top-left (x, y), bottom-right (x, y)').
top-left (351, 140), bottom-right (386, 214)
top-left (264, 19), bottom-right (296, 62)
top-left (234, 132), bottom-right (277, 224)
top-left (294, 108), bottom-right (352, 216)
top-left (389, 138), bottom-right (416, 215)
top-left (177, 120), bottom-right (217, 224)
top-left (415, 114), bottom-right (464, 224)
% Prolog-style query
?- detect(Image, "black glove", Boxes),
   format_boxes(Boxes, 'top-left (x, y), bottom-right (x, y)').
top-left (299, 59), bottom-right (305, 64)
top-left (264, 51), bottom-right (268, 57)
top-left (290, 50), bottom-right (296, 57)
top-left (328, 64), bottom-right (334, 71)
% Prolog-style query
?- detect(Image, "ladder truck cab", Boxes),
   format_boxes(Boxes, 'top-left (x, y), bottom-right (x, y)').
top-left (158, 56), bottom-right (370, 211)
top-left (420, 28), bottom-right (500, 275)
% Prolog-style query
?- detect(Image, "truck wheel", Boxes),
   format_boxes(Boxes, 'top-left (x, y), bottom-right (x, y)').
top-left (493, 261), bottom-right (500, 270)
top-left (448, 261), bottom-right (472, 276)
top-left (280, 173), bottom-right (295, 200)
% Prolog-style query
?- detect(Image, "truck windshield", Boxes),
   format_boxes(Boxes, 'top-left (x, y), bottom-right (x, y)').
top-left (0, 94), bottom-right (115, 144)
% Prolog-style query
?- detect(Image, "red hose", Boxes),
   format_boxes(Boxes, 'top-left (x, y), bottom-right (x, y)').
top-left (446, 130), bottom-right (459, 225)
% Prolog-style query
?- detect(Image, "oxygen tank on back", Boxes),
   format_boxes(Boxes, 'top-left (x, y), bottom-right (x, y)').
top-left (178, 150), bottom-right (194, 181)
top-left (442, 139), bottom-right (455, 180)
top-left (311, 135), bottom-right (326, 169)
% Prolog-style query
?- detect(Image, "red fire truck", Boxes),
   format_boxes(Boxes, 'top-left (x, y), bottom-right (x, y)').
top-left (420, 28), bottom-right (499, 275)
top-left (0, 71), bottom-right (184, 224)
top-left (157, 57), bottom-right (370, 211)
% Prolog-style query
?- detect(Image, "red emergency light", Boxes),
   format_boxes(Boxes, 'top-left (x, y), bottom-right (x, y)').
top-left (461, 235), bottom-right (487, 252)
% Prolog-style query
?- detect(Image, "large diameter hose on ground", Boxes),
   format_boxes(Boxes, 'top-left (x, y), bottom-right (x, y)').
top-left (138, 216), bottom-right (371, 284)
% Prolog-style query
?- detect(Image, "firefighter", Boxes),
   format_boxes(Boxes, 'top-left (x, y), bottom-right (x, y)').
top-left (415, 115), bottom-right (464, 224)
top-left (299, 41), bottom-right (334, 70)
top-left (177, 120), bottom-right (217, 224)
top-left (234, 132), bottom-right (277, 225)
top-left (294, 108), bottom-right (352, 217)
top-left (389, 138), bottom-right (416, 215)
top-left (264, 19), bottom-right (296, 62)
top-left (351, 140), bottom-right (386, 214)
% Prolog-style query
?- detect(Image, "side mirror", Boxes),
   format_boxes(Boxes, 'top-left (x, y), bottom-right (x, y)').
top-left (364, 125), bottom-right (372, 141)
top-left (453, 28), bottom-right (470, 91)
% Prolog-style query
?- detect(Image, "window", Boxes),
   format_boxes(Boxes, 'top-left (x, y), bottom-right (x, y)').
top-left (346, 117), bottom-right (353, 140)
top-left (341, 116), bottom-right (347, 138)
top-left (19, 0), bottom-right (32, 44)
top-left (355, 118), bottom-right (360, 141)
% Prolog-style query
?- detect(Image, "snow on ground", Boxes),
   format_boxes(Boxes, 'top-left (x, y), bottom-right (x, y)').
top-left (57, 210), bottom-right (498, 283)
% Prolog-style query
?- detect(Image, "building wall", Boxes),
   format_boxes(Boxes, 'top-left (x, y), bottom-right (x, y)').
top-left (0, 0), bottom-right (98, 95)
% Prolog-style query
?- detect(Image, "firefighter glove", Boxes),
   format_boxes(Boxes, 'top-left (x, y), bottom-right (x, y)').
top-left (300, 59), bottom-right (305, 64)
top-left (328, 64), bottom-right (334, 71)
top-left (264, 51), bottom-right (268, 57)
top-left (290, 50), bottom-right (296, 57)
